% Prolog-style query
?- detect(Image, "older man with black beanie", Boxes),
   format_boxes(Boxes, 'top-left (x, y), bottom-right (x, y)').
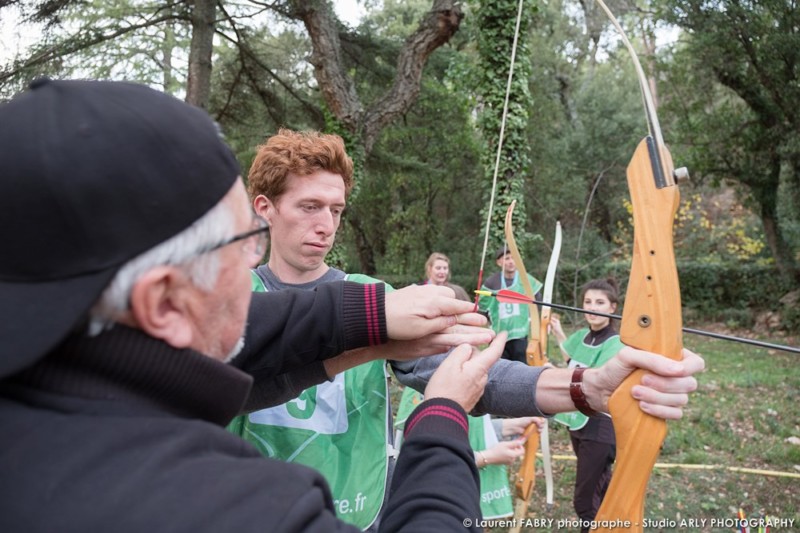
top-left (0, 79), bottom-right (507, 532)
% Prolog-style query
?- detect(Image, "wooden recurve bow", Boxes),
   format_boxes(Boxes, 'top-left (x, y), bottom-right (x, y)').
top-left (504, 200), bottom-right (553, 529)
top-left (592, 1), bottom-right (689, 531)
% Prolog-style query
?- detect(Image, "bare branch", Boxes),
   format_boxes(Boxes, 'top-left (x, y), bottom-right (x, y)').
top-left (362, 0), bottom-right (463, 151)
top-left (293, 0), bottom-right (463, 153)
top-left (0, 12), bottom-right (183, 83)
top-left (215, 3), bottom-right (324, 125)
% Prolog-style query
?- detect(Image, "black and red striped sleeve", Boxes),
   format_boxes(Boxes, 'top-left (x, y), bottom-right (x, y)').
top-left (403, 399), bottom-right (469, 440)
top-left (340, 281), bottom-right (387, 349)
top-left (381, 398), bottom-right (482, 532)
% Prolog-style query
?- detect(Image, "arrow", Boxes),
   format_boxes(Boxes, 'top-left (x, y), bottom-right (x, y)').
top-left (475, 289), bottom-right (800, 355)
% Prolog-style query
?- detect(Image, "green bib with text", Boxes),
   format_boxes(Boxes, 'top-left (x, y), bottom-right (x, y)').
top-left (478, 274), bottom-right (543, 340)
top-left (395, 388), bottom-right (513, 519)
top-left (228, 272), bottom-right (389, 530)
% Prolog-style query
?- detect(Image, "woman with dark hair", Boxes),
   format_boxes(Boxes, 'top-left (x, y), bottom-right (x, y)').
top-left (550, 278), bottom-right (623, 533)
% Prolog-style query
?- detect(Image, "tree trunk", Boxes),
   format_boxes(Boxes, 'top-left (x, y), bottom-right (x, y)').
top-left (291, 0), bottom-right (463, 273)
top-left (360, 0), bottom-right (463, 153)
top-left (186, 0), bottom-right (215, 109)
top-left (293, 0), bottom-right (463, 152)
top-left (759, 190), bottom-right (800, 284)
top-left (347, 210), bottom-right (377, 275)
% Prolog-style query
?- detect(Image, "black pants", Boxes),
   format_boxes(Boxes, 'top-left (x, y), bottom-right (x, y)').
top-left (570, 432), bottom-right (615, 533)
top-left (501, 336), bottom-right (528, 364)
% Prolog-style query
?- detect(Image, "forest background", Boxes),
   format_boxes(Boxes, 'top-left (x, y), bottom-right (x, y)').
top-left (2, 1), bottom-right (798, 530)
top-left (1, 0), bottom-right (798, 342)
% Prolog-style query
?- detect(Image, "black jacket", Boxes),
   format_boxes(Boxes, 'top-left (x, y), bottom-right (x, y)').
top-left (0, 282), bottom-right (480, 532)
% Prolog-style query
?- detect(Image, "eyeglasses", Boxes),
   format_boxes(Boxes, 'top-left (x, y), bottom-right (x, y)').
top-left (193, 217), bottom-right (269, 261)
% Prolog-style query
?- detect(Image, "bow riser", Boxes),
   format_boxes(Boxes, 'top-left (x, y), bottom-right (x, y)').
top-left (539, 314), bottom-right (551, 356)
top-left (515, 431), bottom-right (540, 500)
top-left (527, 340), bottom-right (546, 367)
top-left (620, 138), bottom-right (682, 354)
top-left (594, 138), bottom-right (683, 532)
top-left (505, 202), bottom-right (543, 503)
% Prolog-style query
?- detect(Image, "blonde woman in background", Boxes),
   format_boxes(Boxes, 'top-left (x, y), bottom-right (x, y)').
top-left (424, 252), bottom-right (471, 302)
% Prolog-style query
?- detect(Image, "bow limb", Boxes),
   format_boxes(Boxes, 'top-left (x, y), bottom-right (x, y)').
top-left (539, 221), bottom-right (562, 348)
top-left (505, 201), bottom-right (542, 365)
top-left (504, 201), bottom-right (546, 529)
top-left (592, 1), bottom-right (685, 531)
top-left (537, 221), bottom-right (561, 510)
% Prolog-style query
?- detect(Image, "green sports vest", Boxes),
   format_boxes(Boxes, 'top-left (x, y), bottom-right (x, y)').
top-left (478, 273), bottom-right (543, 340)
top-left (553, 328), bottom-right (624, 431)
top-left (228, 272), bottom-right (390, 530)
top-left (395, 388), bottom-right (514, 519)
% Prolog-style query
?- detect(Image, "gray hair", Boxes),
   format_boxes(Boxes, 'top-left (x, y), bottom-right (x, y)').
top-left (88, 200), bottom-right (236, 334)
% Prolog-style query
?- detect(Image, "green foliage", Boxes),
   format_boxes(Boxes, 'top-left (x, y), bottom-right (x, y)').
top-left (212, 25), bottom-right (321, 169)
top-left (359, 0), bottom-right (433, 36)
top-left (325, 109), bottom-right (365, 202)
top-left (521, 0), bottom-right (655, 285)
top-left (783, 303), bottom-right (800, 333)
top-left (1, 0), bottom-right (191, 99)
top-left (658, 0), bottom-right (800, 281)
top-left (677, 262), bottom-right (792, 314)
top-left (363, 50), bottom-right (484, 277)
top-left (777, 162), bottom-right (800, 259)
top-left (323, 110), bottom-right (366, 271)
top-left (613, 190), bottom-right (771, 264)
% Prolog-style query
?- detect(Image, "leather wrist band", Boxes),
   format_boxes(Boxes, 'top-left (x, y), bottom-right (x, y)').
top-left (570, 367), bottom-right (599, 417)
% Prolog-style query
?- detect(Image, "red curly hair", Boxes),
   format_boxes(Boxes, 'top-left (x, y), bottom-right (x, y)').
top-left (247, 128), bottom-right (354, 201)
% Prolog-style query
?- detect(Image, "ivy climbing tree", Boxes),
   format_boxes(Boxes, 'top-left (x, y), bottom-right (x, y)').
top-left (474, 0), bottom-right (538, 261)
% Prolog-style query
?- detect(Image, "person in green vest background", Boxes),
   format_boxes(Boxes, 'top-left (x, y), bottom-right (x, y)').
top-left (478, 246), bottom-right (543, 363)
top-left (394, 387), bottom-right (543, 520)
top-left (550, 278), bottom-right (624, 533)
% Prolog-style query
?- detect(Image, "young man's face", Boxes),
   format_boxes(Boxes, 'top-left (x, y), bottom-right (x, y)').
top-left (256, 170), bottom-right (346, 278)
top-left (496, 252), bottom-right (517, 277)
